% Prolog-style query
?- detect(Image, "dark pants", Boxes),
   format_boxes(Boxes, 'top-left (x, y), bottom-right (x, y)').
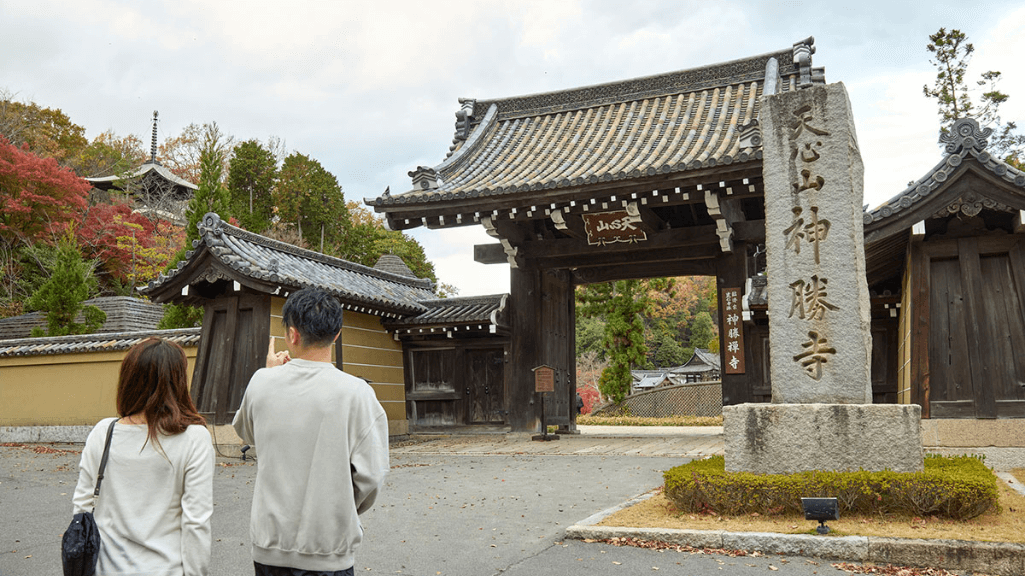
top-left (254, 561), bottom-right (354, 576)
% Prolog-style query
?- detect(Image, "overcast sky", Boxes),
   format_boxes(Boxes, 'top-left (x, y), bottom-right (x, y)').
top-left (3, 1), bottom-right (1024, 296)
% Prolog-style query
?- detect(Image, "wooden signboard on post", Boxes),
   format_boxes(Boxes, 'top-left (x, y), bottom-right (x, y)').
top-left (721, 287), bottom-right (746, 374)
top-left (534, 365), bottom-right (554, 393)
top-left (532, 365), bottom-right (558, 441)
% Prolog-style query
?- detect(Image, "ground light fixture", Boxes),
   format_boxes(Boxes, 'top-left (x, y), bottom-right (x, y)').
top-left (801, 497), bottom-right (839, 534)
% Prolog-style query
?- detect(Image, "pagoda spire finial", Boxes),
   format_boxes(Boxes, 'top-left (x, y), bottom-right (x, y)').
top-left (150, 111), bottom-right (160, 164)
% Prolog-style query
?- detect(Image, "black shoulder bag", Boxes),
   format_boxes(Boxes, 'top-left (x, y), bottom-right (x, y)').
top-left (62, 419), bottom-right (116, 576)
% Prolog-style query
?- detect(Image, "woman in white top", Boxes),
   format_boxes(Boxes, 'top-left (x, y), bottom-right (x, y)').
top-left (73, 338), bottom-right (215, 576)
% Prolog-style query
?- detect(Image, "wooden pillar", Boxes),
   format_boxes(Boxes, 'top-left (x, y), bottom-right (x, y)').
top-left (508, 265), bottom-right (576, 432)
top-left (717, 242), bottom-right (750, 405)
top-left (509, 264), bottom-right (542, 431)
top-left (541, 269), bottom-right (575, 428)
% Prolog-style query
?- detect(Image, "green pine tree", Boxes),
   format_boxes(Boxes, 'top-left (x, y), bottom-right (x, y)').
top-left (28, 235), bottom-right (106, 337)
top-left (577, 278), bottom-right (671, 403)
top-left (923, 28), bottom-right (1025, 163)
top-left (184, 123), bottom-right (232, 245)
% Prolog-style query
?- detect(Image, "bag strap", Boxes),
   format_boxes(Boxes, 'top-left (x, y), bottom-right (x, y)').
top-left (93, 419), bottom-right (117, 499)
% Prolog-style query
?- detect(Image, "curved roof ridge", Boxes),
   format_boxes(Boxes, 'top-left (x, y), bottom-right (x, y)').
top-left (418, 294), bottom-right (508, 307)
top-left (196, 213), bottom-right (434, 290)
top-left (472, 46), bottom-right (795, 121)
top-left (864, 118), bottom-right (1025, 229)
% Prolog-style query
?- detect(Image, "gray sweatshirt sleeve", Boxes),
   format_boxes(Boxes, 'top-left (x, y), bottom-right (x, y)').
top-left (350, 403), bottom-right (390, 515)
top-left (232, 387), bottom-right (255, 446)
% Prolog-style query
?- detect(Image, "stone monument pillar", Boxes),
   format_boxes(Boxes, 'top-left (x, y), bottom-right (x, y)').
top-left (723, 83), bottom-right (924, 473)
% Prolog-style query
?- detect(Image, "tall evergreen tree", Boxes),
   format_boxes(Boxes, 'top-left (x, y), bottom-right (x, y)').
top-left (577, 278), bottom-right (670, 403)
top-left (228, 139), bottom-right (278, 233)
top-left (184, 124), bottom-right (232, 245)
top-left (273, 152), bottom-right (350, 255)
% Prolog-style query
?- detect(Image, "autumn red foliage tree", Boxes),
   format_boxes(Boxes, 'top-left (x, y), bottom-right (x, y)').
top-left (76, 200), bottom-right (178, 289)
top-left (0, 135), bottom-right (90, 246)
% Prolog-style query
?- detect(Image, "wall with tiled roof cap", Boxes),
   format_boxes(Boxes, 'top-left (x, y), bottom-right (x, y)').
top-left (0, 329), bottom-right (200, 430)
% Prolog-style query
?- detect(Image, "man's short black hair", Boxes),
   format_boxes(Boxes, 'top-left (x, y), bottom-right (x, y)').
top-left (281, 288), bottom-right (344, 347)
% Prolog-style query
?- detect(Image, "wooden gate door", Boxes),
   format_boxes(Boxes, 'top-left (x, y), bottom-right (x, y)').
top-left (467, 348), bottom-right (505, 424)
top-left (924, 236), bottom-right (1025, 418)
top-left (191, 294), bottom-right (271, 424)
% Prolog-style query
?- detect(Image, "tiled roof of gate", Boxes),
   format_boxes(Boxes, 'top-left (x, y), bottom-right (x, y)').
top-left (368, 39), bottom-right (824, 209)
top-left (139, 213), bottom-right (436, 316)
top-left (387, 294), bottom-right (508, 328)
top-left (0, 328), bottom-right (201, 358)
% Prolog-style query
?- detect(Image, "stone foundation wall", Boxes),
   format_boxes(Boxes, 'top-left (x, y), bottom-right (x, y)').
top-left (724, 403), bottom-right (924, 473)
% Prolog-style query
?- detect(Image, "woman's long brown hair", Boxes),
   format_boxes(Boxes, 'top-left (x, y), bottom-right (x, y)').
top-left (116, 338), bottom-right (205, 445)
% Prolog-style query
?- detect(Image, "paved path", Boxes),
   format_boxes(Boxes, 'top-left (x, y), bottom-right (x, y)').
top-left (392, 425), bottom-right (725, 459)
top-left (2, 427), bottom-right (1004, 576)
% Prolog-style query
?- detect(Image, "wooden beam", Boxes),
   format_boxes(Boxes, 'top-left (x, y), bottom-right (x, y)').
top-left (550, 210), bottom-right (587, 240)
top-left (626, 201), bottom-right (666, 235)
top-left (517, 224), bottom-right (719, 261)
top-left (539, 243), bottom-right (721, 270)
top-left (572, 258), bottom-right (718, 284)
top-left (705, 189), bottom-right (746, 253)
top-left (474, 243), bottom-right (507, 265)
top-left (371, 164), bottom-right (763, 223)
top-left (909, 239), bottom-right (930, 417)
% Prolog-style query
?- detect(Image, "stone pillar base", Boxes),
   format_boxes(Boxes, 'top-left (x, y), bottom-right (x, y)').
top-left (723, 403), bottom-right (923, 473)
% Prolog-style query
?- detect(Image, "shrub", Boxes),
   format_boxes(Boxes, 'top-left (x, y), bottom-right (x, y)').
top-left (663, 454), bottom-right (998, 520)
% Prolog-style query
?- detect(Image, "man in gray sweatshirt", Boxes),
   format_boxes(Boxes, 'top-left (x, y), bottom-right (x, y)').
top-left (233, 287), bottom-right (390, 576)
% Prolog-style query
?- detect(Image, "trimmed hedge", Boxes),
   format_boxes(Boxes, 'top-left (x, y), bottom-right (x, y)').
top-left (663, 454), bottom-right (998, 520)
top-left (577, 415), bottom-right (723, 427)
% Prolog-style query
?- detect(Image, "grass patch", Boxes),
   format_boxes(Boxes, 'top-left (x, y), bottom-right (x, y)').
top-left (578, 415), bottom-right (723, 427)
top-left (1012, 468), bottom-right (1025, 486)
top-left (600, 480), bottom-right (1025, 544)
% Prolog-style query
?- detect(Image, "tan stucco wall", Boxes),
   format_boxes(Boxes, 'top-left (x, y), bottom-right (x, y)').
top-left (0, 349), bottom-right (198, 427)
top-left (270, 297), bottom-right (408, 436)
top-left (340, 311), bottom-right (407, 436)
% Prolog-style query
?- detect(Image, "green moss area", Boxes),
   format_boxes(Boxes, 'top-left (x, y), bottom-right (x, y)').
top-left (664, 455), bottom-right (999, 520)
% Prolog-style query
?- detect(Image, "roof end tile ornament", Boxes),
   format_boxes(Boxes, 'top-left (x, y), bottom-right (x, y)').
top-left (199, 212), bottom-right (224, 236)
top-left (941, 118), bottom-right (992, 155)
top-left (792, 36), bottom-right (817, 89)
top-left (409, 166), bottom-right (440, 191)
top-left (447, 98), bottom-right (476, 157)
top-left (739, 119), bottom-right (762, 149)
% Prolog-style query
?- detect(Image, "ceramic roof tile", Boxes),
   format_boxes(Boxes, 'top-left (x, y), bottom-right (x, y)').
top-left (0, 328), bottom-right (201, 358)
top-left (139, 214), bottom-right (436, 316)
top-left (368, 40), bottom-right (826, 212)
top-left (0, 297), bottom-right (166, 340)
top-left (387, 294), bottom-right (508, 328)
top-left (864, 118), bottom-right (1025, 229)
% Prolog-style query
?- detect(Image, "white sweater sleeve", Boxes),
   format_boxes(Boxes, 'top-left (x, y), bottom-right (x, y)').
top-left (180, 427), bottom-right (215, 576)
top-left (71, 423), bottom-right (103, 514)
